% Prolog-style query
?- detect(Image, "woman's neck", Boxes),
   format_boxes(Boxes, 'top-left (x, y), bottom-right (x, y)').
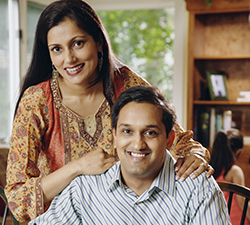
top-left (57, 77), bottom-right (105, 118)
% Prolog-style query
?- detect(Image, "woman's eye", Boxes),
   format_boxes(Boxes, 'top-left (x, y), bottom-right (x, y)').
top-left (74, 40), bottom-right (84, 48)
top-left (51, 47), bottom-right (61, 53)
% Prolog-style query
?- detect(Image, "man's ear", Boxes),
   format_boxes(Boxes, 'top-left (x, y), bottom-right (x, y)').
top-left (112, 128), bottom-right (117, 149)
top-left (166, 130), bottom-right (175, 150)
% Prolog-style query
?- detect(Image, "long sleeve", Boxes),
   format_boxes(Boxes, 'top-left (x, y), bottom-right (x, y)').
top-left (5, 84), bottom-right (53, 222)
top-left (28, 180), bottom-right (82, 225)
top-left (170, 121), bottom-right (210, 162)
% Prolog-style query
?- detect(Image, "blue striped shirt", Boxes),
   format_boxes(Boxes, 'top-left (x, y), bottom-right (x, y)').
top-left (29, 152), bottom-right (231, 224)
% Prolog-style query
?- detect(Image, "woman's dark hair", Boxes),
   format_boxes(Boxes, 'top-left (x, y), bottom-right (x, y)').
top-left (111, 85), bottom-right (177, 138)
top-left (15, 0), bottom-right (122, 115)
top-left (210, 128), bottom-right (243, 179)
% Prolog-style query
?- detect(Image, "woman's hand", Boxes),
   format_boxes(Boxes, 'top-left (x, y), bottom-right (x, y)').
top-left (75, 148), bottom-right (118, 175)
top-left (42, 148), bottom-right (118, 203)
top-left (174, 154), bottom-right (214, 182)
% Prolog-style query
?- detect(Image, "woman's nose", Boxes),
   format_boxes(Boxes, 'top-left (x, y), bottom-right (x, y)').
top-left (64, 49), bottom-right (76, 63)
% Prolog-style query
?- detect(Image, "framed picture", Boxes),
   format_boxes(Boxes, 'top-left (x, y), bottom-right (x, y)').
top-left (206, 71), bottom-right (229, 100)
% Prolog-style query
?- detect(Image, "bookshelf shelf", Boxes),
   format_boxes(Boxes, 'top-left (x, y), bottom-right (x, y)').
top-left (186, 0), bottom-right (250, 187)
top-left (194, 55), bottom-right (250, 60)
top-left (194, 101), bottom-right (250, 106)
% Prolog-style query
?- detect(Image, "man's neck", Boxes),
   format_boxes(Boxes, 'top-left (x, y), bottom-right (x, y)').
top-left (120, 165), bottom-right (164, 197)
top-left (122, 177), bottom-right (153, 196)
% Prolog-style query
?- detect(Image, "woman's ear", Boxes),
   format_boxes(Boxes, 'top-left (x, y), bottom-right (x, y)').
top-left (97, 41), bottom-right (103, 52)
top-left (97, 35), bottom-right (103, 52)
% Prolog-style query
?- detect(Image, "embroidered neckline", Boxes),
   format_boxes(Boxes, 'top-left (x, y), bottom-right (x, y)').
top-left (50, 77), bottom-right (108, 123)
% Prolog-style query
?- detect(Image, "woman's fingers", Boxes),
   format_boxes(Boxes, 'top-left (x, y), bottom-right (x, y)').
top-left (77, 148), bottom-right (118, 175)
top-left (175, 154), bottom-right (210, 181)
top-left (205, 165), bottom-right (215, 178)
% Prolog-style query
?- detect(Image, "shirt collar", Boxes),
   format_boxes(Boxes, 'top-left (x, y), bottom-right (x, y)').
top-left (150, 152), bottom-right (176, 197)
top-left (107, 161), bottom-right (122, 192)
top-left (107, 151), bottom-right (176, 197)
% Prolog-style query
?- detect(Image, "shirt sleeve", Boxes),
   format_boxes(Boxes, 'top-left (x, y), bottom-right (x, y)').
top-left (28, 179), bottom-right (82, 225)
top-left (189, 177), bottom-right (231, 225)
top-left (5, 85), bottom-right (51, 222)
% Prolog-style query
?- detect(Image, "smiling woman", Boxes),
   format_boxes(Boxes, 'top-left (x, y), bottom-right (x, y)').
top-left (47, 18), bottom-right (101, 86)
top-left (4, 0), bottom-right (212, 223)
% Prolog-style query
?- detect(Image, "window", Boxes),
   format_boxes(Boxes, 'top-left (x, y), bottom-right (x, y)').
top-left (0, 0), bottom-right (19, 142)
top-left (98, 8), bottom-right (175, 100)
top-left (27, 2), bottom-right (45, 65)
top-left (0, 0), bottom-right (44, 144)
top-left (0, 0), bottom-right (9, 140)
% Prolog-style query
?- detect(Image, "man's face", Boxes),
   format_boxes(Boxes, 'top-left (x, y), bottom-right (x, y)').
top-left (113, 102), bottom-right (174, 182)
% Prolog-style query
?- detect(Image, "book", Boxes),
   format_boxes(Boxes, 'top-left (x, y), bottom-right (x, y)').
top-left (223, 110), bottom-right (232, 130)
top-left (215, 113), bottom-right (223, 133)
top-left (236, 97), bottom-right (250, 102)
top-left (231, 110), bottom-right (243, 130)
top-left (198, 110), bottom-right (210, 148)
top-left (193, 108), bottom-right (198, 141)
top-left (209, 108), bottom-right (216, 148)
top-left (237, 91), bottom-right (250, 102)
top-left (239, 91), bottom-right (250, 97)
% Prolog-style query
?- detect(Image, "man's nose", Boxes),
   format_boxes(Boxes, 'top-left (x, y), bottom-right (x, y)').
top-left (131, 133), bottom-right (146, 151)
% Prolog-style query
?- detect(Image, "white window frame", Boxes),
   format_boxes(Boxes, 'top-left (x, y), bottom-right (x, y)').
top-left (8, 0), bottom-right (20, 138)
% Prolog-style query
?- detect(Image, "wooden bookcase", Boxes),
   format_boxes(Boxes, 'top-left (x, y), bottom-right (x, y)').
top-left (185, 0), bottom-right (250, 187)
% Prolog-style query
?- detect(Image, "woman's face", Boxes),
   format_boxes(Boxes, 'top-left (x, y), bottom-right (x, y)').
top-left (47, 17), bottom-right (102, 86)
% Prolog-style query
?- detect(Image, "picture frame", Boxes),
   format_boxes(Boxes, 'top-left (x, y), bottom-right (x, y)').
top-left (206, 71), bottom-right (229, 100)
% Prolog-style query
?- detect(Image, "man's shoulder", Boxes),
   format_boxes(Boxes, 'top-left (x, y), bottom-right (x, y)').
top-left (72, 162), bottom-right (119, 191)
top-left (177, 172), bottom-right (220, 198)
top-left (162, 152), bottom-right (220, 196)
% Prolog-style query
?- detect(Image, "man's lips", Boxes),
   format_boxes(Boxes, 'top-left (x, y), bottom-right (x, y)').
top-left (130, 152), bottom-right (147, 157)
top-left (126, 150), bottom-right (150, 158)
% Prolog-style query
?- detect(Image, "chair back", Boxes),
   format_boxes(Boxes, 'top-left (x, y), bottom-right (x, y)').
top-left (0, 186), bottom-right (19, 225)
top-left (217, 181), bottom-right (250, 225)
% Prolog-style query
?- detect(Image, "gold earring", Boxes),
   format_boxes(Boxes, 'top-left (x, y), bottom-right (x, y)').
top-left (52, 64), bottom-right (59, 78)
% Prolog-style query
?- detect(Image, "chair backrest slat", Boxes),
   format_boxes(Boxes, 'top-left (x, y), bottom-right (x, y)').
top-left (241, 199), bottom-right (249, 225)
top-left (228, 191), bottom-right (233, 214)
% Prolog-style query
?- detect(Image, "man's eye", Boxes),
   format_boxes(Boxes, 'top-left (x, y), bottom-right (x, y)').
top-left (144, 130), bottom-right (157, 137)
top-left (123, 129), bottom-right (131, 134)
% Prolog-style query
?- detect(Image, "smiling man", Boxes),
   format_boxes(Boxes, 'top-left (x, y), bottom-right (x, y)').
top-left (29, 86), bottom-right (231, 225)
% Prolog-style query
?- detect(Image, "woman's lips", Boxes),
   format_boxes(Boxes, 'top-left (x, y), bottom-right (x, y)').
top-left (65, 63), bottom-right (84, 75)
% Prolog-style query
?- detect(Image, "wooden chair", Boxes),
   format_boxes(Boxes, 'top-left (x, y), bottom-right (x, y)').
top-left (0, 186), bottom-right (19, 225)
top-left (217, 181), bottom-right (250, 225)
